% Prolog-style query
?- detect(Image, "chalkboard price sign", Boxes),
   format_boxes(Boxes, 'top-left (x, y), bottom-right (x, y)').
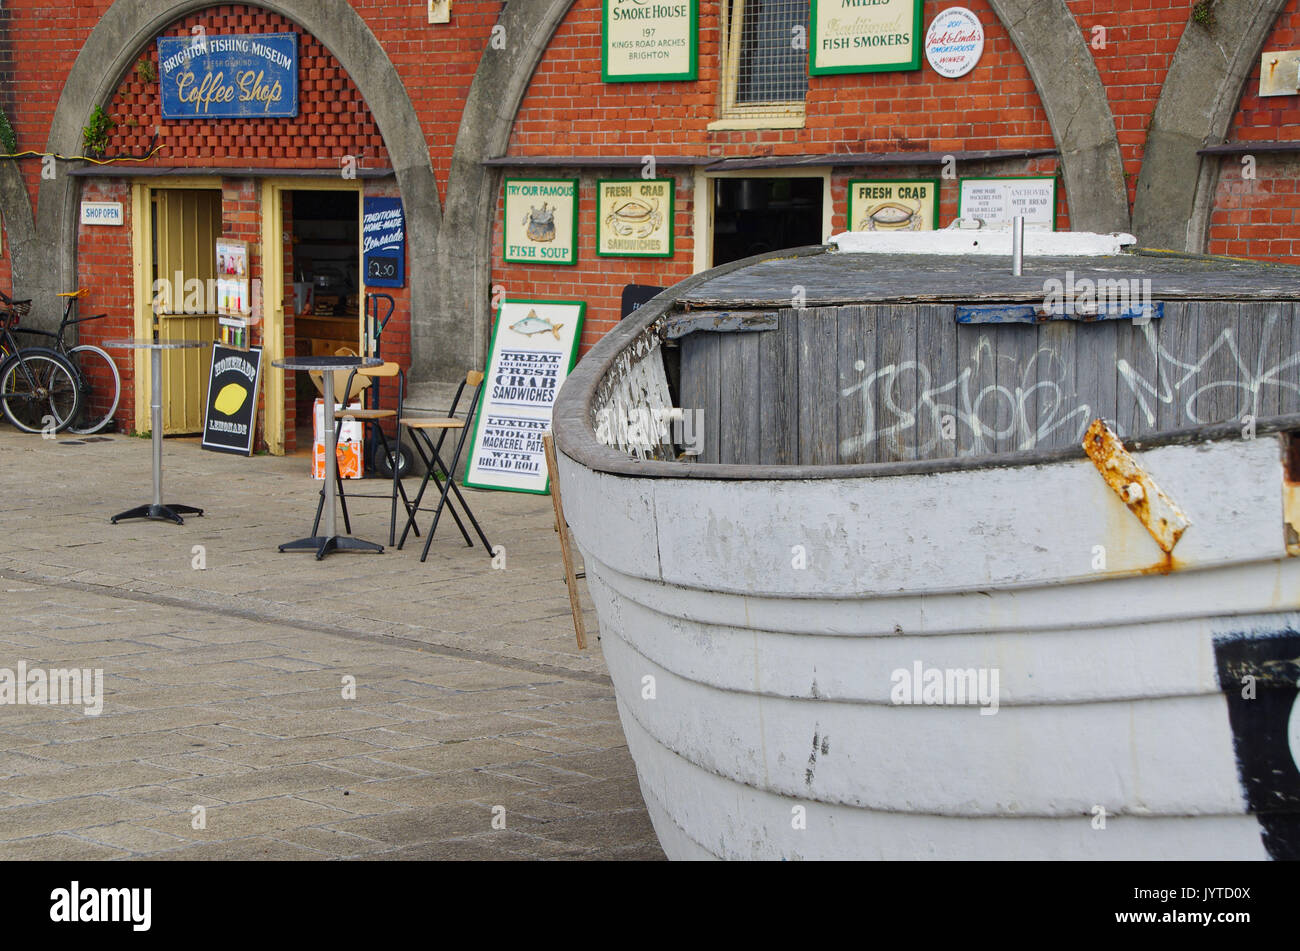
top-left (362, 197), bottom-right (405, 289)
top-left (366, 256), bottom-right (400, 282)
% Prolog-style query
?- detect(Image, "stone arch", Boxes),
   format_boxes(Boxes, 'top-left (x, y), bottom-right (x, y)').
top-left (24, 0), bottom-right (438, 330)
top-left (1133, 0), bottom-right (1291, 250)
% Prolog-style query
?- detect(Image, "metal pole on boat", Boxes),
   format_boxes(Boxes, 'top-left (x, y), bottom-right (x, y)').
top-left (1012, 215), bottom-right (1025, 276)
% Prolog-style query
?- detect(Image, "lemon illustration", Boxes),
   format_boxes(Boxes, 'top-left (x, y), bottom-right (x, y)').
top-left (214, 382), bottom-right (248, 416)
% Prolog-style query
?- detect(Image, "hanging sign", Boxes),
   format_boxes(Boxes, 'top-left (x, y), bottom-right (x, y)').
top-left (847, 179), bottom-right (939, 232)
top-left (597, 178), bottom-right (675, 257)
top-left (602, 0), bottom-right (698, 82)
top-left (811, 0), bottom-right (923, 75)
top-left (157, 32), bottom-right (298, 119)
top-left (362, 197), bottom-right (405, 288)
top-left (502, 179), bottom-right (579, 266)
top-left (465, 299), bottom-right (585, 494)
top-left (925, 7), bottom-right (984, 79)
top-left (201, 344), bottom-right (264, 455)
top-left (958, 176), bottom-right (1058, 231)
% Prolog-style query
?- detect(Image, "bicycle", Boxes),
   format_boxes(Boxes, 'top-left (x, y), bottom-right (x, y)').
top-left (6, 288), bottom-right (121, 434)
top-left (0, 292), bottom-right (81, 434)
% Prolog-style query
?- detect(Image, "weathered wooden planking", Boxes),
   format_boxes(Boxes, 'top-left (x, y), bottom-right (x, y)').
top-left (759, 311), bottom-right (799, 466)
top-left (836, 306), bottom-right (874, 466)
top-left (1248, 302), bottom-right (1284, 420)
top-left (1114, 317), bottom-right (1158, 439)
top-left (797, 308), bottom-right (840, 466)
top-left (1286, 302), bottom-right (1300, 420)
top-left (679, 331), bottom-right (722, 464)
top-left (1193, 301), bottom-right (1243, 425)
top-left (995, 324), bottom-right (1038, 454)
top-left (1033, 319), bottom-right (1084, 451)
top-left (1158, 300), bottom-right (1200, 433)
top-left (1074, 318), bottom-right (1119, 446)
top-left (915, 304), bottom-right (957, 459)
top-left (876, 304), bottom-right (919, 463)
top-left (954, 322), bottom-right (995, 457)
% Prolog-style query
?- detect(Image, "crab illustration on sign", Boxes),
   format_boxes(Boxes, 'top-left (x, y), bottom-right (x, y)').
top-left (510, 309), bottom-right (564, 340)
top-left (605, 196), bottom-right (662, 238)
top-left (524, 203), bottom-right (557, 243)
top-left (860, 200), bottom-right (923, 232)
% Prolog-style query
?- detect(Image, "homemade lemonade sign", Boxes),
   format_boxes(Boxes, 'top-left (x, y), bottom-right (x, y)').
top-left (597, 178), bottom-right (675, 257)
top-left (202, 344), bottom-right (264, 455)
top-left (502, 179), bottom-right (579, 266)
top-left (812, 0), bottom-right (924, 74)
top-left (602, 0), bottom-right (698, 82)
top-left (848, 179), bottom-right (938, 231)
top-left (157, 32), bottom-right (298, 118)
top-left (466, 300), bottom-right (585, 494)
top-left (958, 176), bottom-right (1058, 230)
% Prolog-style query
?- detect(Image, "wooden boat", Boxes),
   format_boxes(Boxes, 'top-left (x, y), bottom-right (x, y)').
top-left (551, 232), bottom-right (1300, 860)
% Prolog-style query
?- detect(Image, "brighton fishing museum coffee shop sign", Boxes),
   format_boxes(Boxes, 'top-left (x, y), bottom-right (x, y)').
top-left (157, 32), bottom-right (298, 117)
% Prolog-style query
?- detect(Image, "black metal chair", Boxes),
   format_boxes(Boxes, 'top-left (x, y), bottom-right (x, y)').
top-left (396, 369), bottom-right (493, 562)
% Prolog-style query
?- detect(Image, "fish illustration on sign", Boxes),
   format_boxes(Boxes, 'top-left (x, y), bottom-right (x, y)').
top-left (509, 309), bottom-right (563, 339)
top-left (213, 382), bottom-right (248, 416)
top-left (860, 200), bottom-right (923, 232)
top-left (523, 203), bottom-right (557, 243)
top-left (605, 196), bottom-right (662, 238)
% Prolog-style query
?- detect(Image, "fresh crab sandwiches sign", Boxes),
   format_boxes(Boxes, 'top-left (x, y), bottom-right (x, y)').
top-left (465, 299), bottom-right (585, 494)
top-left (597, 178), bottom-right (675, 257)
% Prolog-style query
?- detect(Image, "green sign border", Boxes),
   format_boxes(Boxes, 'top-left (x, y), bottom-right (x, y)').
top-left (502, 177), bottom-right (580, 267)
top-left (463, 298), bottom-right (587, 496)
top-left (595, 177), bottom-right (676, 258)
top-left (846, 178), bottom-right (940, 232)
top-left (810, 0), bottom-right (924, 75)
top-left (956, 174), bottom-right (1060, 231)
top-left (601, 0), bottom-right (699, 83)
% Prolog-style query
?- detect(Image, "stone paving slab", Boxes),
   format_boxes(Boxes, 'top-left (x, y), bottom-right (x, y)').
top-left (0, 428), bottom-right (663, 860)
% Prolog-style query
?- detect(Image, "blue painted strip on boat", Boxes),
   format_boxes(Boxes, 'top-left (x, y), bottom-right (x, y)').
top-left (955, 302), bottom-right (1166, 324)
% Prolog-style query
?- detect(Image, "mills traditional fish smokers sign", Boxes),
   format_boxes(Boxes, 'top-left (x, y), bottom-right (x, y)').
top-left (552, 230), bottom-right (1300, 860)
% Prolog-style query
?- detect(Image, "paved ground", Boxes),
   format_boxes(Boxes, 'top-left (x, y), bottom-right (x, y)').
top-left (0, 426), bottom-right (663, 860)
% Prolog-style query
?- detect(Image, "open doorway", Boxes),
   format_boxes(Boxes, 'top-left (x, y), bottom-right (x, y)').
top-left (711, 176), bottom-right (824, 267)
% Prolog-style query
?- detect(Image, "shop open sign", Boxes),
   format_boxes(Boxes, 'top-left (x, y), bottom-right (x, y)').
top-left (157, 33), bottom-right (298, 119)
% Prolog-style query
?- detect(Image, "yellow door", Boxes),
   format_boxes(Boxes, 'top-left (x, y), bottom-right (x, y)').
top-left (153, 189), bottom-right (221, 434)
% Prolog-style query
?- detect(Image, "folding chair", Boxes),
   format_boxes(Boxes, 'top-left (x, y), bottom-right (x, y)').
top-left (397, 370), bottom-right (493, 562)
top-left (311, 361), bottom-right (416, 547)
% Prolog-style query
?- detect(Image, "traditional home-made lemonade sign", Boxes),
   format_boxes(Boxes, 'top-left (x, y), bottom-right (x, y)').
top-left (466, 300), bottom-right (585, 494)
top-left (812, 0), bottom-right (924, 74)
top-left (602, 0), bottom-right (698, 82)
top-left (597, 178), bottom-right (674, 257)
top-left (958, 176), bottom-right (1058, 230)
top-left (157, 33), bottom-right (298, 119)
top-left (502, 179), bottom-right (578, 266)
top-left (848, 179), bottom-right (938, 231)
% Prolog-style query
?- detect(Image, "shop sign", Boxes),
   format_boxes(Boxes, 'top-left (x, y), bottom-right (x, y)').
top-left (80, 201), bottom-right (123, 226)
top-left (597, 178), bottom-right (675, 257)
top-left (958, 176), bottom-right (1057, 231)
top-left (362, 197), bottom-right (405, 288)
top-left (602, 0), bottom-right (698, 83)
top-left (925, 7), bottom-right (984, 79)
top-left (502, 179), bottom-right (579, 266)
top-left (465, 299), bottom-right (586, 494)
top-left (157, 32), bottom-right (298, 119)
top-left (621, 284), bottom-right (665, 319)
top-left (847, 179), bottom-right (938, 232)
top-left (201, 344), bottom-right (264, 455)
top-left (811, 0), bottom-right (923, 75)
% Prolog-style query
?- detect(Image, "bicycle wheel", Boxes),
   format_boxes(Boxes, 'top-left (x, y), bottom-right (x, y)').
top-left (0, 347), bottom-right (81, 434)
top-left (66, 344), bottom-right (120, 435)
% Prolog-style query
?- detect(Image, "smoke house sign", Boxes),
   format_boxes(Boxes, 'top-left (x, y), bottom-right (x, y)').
top-left (924, 7), bottom-right (984, 79)
top-left (602, 0), bottom-right (698, 82)
top-left (811, 0), bottom-right (924, 75)
top-left (157, 33), bottom-right (298, 119)
top-left (502, 179), bottom-right (579, 266)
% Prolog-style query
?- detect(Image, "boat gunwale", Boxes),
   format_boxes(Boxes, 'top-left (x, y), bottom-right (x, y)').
top-left (552, 245), bottom-right (1300, 482)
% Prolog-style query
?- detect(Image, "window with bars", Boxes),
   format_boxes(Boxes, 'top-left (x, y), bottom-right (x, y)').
top-left (719, 0), bottom-right (810, 122)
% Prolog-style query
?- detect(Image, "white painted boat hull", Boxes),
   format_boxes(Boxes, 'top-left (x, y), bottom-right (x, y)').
top-left (560, 435), bottom-right (1300, 859)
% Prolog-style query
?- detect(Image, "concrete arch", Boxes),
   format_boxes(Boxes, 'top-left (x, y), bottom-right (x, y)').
top-left (25, 0), bottom-right (438, 330)
top-left (1133, 0), bottom-right (1291, 250)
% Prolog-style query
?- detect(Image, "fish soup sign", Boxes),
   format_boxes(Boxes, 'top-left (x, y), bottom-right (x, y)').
top-left (848, 179), bottom-right (938, 232)
top-left (465, 299), bottom-right (585, 494)
top-left (502, 178), bottom-right (579, 266)
top-left (157, 32), bottom-right (298, 119)
top-left (597, 178), bottom-right (675, 257)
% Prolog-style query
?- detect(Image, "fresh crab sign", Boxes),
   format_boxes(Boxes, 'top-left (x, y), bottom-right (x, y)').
top-left (597, 178), bottom-right (675, 257)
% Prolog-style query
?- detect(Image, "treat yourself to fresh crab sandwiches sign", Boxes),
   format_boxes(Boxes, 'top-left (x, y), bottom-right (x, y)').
top-left (596, 178), bottom-right (675, 257)
top-left (465, 299), bottom-right (586, 494)
top-left (502, 179), bottom-right (578, 266)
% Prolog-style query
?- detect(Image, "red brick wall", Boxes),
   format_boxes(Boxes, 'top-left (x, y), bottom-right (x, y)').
top-left (74, 178), bottom-right (136, 425)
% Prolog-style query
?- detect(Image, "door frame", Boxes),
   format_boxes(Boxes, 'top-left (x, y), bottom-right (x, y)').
top-left (260, 177), bottom-right (364, 455)
top-left (691, 166), bottom-right (834, 274)
top-left (131, 177), bottom-right (222, 432)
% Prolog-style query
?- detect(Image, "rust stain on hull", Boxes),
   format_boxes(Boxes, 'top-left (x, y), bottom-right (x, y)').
top-left (1083, 419), bottom-right (1192, 556)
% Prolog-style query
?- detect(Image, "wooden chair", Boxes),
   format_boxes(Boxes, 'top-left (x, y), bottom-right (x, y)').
top-left (397, 370), bottom-right (493, 562)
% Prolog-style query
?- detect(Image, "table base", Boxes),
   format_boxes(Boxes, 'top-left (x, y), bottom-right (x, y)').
top-left (279, 535), bottom-right (384, 561)
top-left (111, 503), bottom-right (204, 525)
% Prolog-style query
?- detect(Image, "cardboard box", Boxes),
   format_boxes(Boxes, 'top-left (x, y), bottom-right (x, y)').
top-left (311, 398), bottom-right (364, 480)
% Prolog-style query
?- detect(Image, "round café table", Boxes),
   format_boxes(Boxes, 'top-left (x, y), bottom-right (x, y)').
top-left (274, 355), bottom-right (384, 560)
top-left (105, 338), bottom-right (207, 525)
